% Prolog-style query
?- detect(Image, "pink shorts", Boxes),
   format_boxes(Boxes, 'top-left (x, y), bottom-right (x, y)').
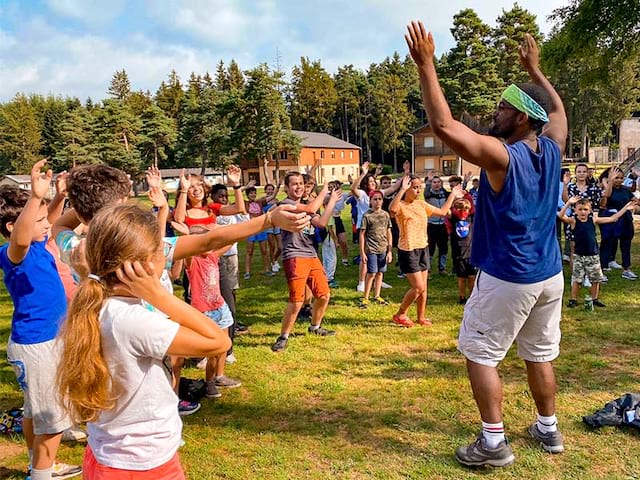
top-left (83, 446), bottom-right (186, 480)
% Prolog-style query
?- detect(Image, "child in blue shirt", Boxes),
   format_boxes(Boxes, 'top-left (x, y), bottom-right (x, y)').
top-left (0, 160), bottom-right (80, 480)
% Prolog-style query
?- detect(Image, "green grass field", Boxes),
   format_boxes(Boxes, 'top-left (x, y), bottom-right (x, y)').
top-left (1, 198), bottom-right (640, 479)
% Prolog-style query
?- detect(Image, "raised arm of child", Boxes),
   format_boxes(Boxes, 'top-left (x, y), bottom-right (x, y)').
top-left (351, 161), bottom-right (370, 198)
top-left (594, 200), bottom-right (636, 224)
top-left (7, 159), bottom-right (51, 264)
top-left (557, 196), bottom-right (579, 227)
top-left (219, 165), bottom-right (246, 215)
top-left (429, 185), bottom-right (464, 217)
top-left (312, 189), bottom-right (342, 229)
top-left (300, 181), bottom-right (329, 214)
top-left (48, 171), bottom-right (68, 225)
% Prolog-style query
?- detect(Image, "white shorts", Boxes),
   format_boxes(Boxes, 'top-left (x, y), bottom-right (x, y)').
top-left (7, 338), bottom-right (73, 434)
top-left (457, 271), bottom-right (564, 367)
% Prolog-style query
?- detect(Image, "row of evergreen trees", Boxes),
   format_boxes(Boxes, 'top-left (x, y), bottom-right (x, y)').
top-left (1, 5), bottom-right (636, 176)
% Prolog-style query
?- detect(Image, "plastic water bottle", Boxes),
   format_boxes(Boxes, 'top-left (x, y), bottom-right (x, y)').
top-left (584, 295), bottom-right (594, 312)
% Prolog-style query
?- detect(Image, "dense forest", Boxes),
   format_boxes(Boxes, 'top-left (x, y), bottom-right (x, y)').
top-left (0, 2), bottom-right (637, 177)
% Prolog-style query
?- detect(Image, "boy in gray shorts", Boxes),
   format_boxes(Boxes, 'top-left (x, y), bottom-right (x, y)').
top-left (0, 160), bottom-right (80, 479)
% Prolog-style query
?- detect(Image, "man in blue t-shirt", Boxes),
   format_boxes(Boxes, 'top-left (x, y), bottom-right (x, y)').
top-left (406, 24), bottom-right (568, 466)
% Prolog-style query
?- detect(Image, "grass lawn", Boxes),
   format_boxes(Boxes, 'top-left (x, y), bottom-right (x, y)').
top-left (1, 195), bottom-right (640, 479)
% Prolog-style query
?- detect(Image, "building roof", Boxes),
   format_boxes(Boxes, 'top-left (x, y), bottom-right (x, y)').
top-left (159, 168), bottom-right (223, 178)
top-left (1, 175), bottom-right (32, 184)
top-left (291, 130), bottom-right (360, 150)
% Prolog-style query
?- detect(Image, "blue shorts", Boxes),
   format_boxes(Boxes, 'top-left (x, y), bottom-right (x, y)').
top-left (248, 232), bottom-right (268, 243)
top-left (265, 227), bottom-right (281, 235)
top-left (366, 252), bottom-right (388, 274)
top-left (205, 303), bottom-right (234, 329)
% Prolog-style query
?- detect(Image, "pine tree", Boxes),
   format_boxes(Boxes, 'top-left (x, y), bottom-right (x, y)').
top-left (92, 99), bottom-right (142, 174)
top-left (138, 104), bottom-right (177, 168)
top-left (289, 57), bottom-right (338, 133)
top-left (334, 65), bottom-right (368, 147)
top-left (155, 70), bottom-right (184, 119)
top-left (55, 107), bottom-right (98, 169)
top-left (0, 94), bottom-right (43, 173)
top-left (227, 60), bottom-right (245, 91)
top-left (108, 69), bottom-right (132, 100)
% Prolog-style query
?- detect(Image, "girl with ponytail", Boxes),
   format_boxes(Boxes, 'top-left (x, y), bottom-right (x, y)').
top-left (57, 203), bottom-right (231, 480)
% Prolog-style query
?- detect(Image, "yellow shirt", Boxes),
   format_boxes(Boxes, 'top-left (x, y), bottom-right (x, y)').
top-left (395, 199), bottom-right (436, 251)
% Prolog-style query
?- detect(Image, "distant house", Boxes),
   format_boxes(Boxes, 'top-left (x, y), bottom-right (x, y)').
top-left (410, 124), bottom-right (481, 179)
top-left (239, 130), bottom-right (361, 185)
top-left (0, 175), bottom-right (57, 198)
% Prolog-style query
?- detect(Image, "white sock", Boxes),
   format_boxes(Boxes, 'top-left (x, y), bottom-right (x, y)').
top-left (537, 414), bottom-right (558, 433)
top-left (281, 333), bottom-right (289, 339)
top-left (30, 467), bottom-right (53, 480)
top-left (309, 324), bottom-right (320, 331)
top-left (482, 421), bottom-right (505, 449)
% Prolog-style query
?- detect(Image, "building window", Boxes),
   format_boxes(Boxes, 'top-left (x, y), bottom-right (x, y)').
top-left (350, 151), bottom-right (353, 159)
top-left (331, 150), bottom-right (335, 159)
top-left (321, 150), bottom-right (325, 159)
top-left (424, 137), bottom-right (434, 148)
top-left (342, 167), bottom-right (346, 176)
top-left (331, 168), bottom-right (335, 177)
top-left (442, 159), bottom-right (455, 175)
top-left (341, 151), bottom-right (345, 159)
top-left (423, 158), bottom-right (435, 170)
top-left (279, 151), bottom-right (288, 160)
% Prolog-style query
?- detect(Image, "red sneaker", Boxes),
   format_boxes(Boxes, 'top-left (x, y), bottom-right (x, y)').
top-left (392, 314), bottom-right (414, 327)
top-left (417, 318), bottom-right (433, 326)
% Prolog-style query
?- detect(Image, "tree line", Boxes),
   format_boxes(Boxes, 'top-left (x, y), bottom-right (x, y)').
top-left (0, 3), bottom-right (637, 177)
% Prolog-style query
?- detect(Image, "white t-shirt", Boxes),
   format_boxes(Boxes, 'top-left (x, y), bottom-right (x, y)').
top-left (216, 214), bottom-right (245, 256)
top-left (88, 297), bottom-right (182, 470)
top-left (355, 189), bottom-right (370, 229)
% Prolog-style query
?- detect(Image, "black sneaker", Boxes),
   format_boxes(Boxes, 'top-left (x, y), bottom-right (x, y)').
top-left (566, 299), bottom-right (578, 308)
top-left (308, 325), bottom-right (336, 336)
top-left (459, 296), bottom-right (467, 305)
top-left (528, 423), bottom-right (564, 454)
top-left (271, 335), bottom-right (288, 352)
top-left (297, 304), bottom-right (312, 321)
top-left (235, 323), bottom-right (249, 334)
top-left (455, 435), bottom-right (515, 467)
top-left (592, 298), bottom-right (606, 308)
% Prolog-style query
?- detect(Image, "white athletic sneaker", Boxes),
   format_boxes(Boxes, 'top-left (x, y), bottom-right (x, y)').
top-left (380, 281), bottom-right (392, 289)
top-left (272, 262), bottom-right (280, 272)
top-left (196, 358), bottom-right (208, 370)
top-left (622, 270), bottom-right (638, 280)
top-left (609, 261), bottom-right (623, 270)
top-left (356, 281), bottom-right (365, 292)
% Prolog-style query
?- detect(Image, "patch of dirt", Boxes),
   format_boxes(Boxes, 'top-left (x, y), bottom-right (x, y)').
top-left (0, 438), bottom-right (23, 461)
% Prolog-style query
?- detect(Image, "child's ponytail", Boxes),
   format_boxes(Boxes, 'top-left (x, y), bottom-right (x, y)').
top-left (57, 277), bottom-right (116, 423)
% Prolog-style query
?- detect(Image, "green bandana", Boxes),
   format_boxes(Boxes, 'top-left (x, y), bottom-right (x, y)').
top-left (500, 84), bottom-right (549, 123)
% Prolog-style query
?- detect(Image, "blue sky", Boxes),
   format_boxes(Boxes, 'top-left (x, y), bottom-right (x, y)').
top-left (0, 0), bottom-right (569, 102)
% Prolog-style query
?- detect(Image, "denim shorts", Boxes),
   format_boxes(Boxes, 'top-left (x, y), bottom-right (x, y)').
top-left (365, 252), bottom-right (388, 274)
top-left (205, 303), bottom-right (234, 329)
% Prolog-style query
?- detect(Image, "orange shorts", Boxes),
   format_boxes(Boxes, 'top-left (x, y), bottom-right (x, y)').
top-left (283, 257), bottom-right (330, 303)
top-left (83, 446), bottom-right (186, 480)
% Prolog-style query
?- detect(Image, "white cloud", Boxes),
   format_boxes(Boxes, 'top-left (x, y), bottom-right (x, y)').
top-left (44, 0), bottom-right (126, 24)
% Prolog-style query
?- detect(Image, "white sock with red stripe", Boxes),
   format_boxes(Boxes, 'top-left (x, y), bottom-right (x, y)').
top-left (537, 414), bottom-right (558, 433)
top-left (482, 421), bottom-right (505, 449)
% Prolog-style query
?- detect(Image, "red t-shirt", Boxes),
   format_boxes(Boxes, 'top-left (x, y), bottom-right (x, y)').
top-left (186, 252), bottom-right (225, 312)
top-left (184, 203), bottom-right (222, 227)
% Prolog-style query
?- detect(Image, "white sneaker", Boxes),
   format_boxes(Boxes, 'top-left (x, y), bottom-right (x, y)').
top-left (381, 281), bottom-right (392, 289)
top-left (622, 270), bottom-right (638, 280)
top-left (562, 254), bottom-right (571, 262)
top-left (609, 261), bottom-right (623, 270)
top-left (583, 278), bottom-right (592, 288)
top-left (62, 426), bottom-right (87, 442)
top-left (225, 353), bottom-right (237, 365)
top-left (196, 358), bottom-right (208, 370)
top-left (272, 262), bottom-right (280, 272)
top-left (601, 275), bottom-right (608, 283)
top-left (356, 281), bottom-right (365, 293)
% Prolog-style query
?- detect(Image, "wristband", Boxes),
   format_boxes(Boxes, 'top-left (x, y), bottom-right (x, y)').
top-left (233, 185), bottom-right (241, 190)
top-left (179, 190), bottom-right (188, 194)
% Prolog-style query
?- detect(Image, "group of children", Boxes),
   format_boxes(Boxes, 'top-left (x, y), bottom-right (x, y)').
top-left (4, 154), bottom-right (636, 479)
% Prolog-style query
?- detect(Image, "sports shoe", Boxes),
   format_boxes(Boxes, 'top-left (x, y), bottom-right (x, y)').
top-left (622, 270), bottom-right (638, 280)
top-left (236, 323), bottom-right (249, 334)
top-left (272, 335), bottom-right (288, 352)
top-left (373, 296), bottom-right (389, 305)
top-left (341, 259), bottom-right (349, 266)
top-left (196, 357), bottom-right (208, 370)
top-left (381, 281), bottom-right (392, 289)
top-left (583, 278), bottom-right (592, 288)
top-left (392, 314), bottom-right (414, 327)
top-left (328, 279), bottom-right (339, 288)
top-left (562, 254), bottom-right (571, 263)
top-left (308, 325), bottom-right (336, 336)
top-left (566, 299), bottom-right (578, 308)
top-left (205, 381), bottom-right (222, 399)
top-left (528, 423), bottom-right (564, 454)
top-left (178, 400), bottom-right (201, 416)
top-left (459, 296), bottom-right (467, 305)
top-left (603, 267), bottom-right (612, 272)
top-left (609, 261), bottom-right (623, 270)
top-left (356, 281), bottom-right (365, 292)
top-left (263, 270), bottom-right (276, 276)
top-left (51, 462), bottom-right (82, 479)
top-left (297, 304), bottom-right (312, 320)
top-left (455, 435), bottom-right (515, 467)
top-left (592, 298), bottom-right (606, 308)
top-left (397, 272), bottom-right (406, 279)
top-left (417, 318), bottom-right (433, 327)
top-left (601, 275), bottom-right (608, 283)
top-left (61, 426), bottom-right (87, 442)
top-left (215, 375), bottom-right (242, 388)
top-left (243, 272), bottom-right (251, 280)
top-left (359, 298), bottom-right (369, 309)
top-left (225, 353), bottom-right (237, 364)
top-left (272, 262), bottom-right (280, 272)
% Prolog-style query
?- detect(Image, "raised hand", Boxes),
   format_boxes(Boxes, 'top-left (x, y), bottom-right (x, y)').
top-left (330, 187), bottom-right (343, 203)
top-left (426, 170), bottom-right (435, 182)
top-left (374, 163), bottom-right (384, 177)
top-left (401, 175), bottom-right (412, 191)
top-left (31, 159), bottom-right (52, 200)
top-left (146, 166), bottom-right (162, 189)
top-left (269, 204), bottom-right (309, 232)
top-left (451, 185), bottom-right (465, 199)
top-left (361, 161), bottom-right (370, 174)
top-left (567, 196), bottom-right (581, 205)
top-left (179, 169), bottom-right (190, 191)
top-left (519, 33), bottom-right (540, 72)
top-left (464, 171), bottom-right (473, 183)
top-left (562, 170), bottom-right (572, 185)
top-left (226, 164), bottom-right (242, 187)
top-left (405, 20), bottom-right (435, 67)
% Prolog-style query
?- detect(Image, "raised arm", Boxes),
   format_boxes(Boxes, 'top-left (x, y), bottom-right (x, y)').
top-left (8, 160), bottom-right (51, 264)
top-left (519, 33), bottom-right (567, 150)
top-left (219, 165), bottom-right (246, 215)
top-left (312, 189), bottom-right (341, 229)
top-left (301, 181), bottom-right (329, 214)
top-left (389, 175), bottom-right (411, 215)
top-left (351, 161), bottom-right (370, 197)
top-left (595, 200), bottom-right (635, 224)
top-left (173, 169), bottom-right (190, 223)
top-left (429, 185), bottom-right (464, 217)
top-left (405, 22), bottom-right (508, 174)
top-left (48, 172), bottom-right (68, 225)
top-left (557, 196), bottom-right (578, 226)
